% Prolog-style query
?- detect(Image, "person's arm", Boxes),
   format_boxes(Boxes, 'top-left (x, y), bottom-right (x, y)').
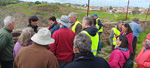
top-left (108, 51), bottom-right (120, 68)
top-left (127, 34), bottom-right (133, 53)
top-left (109, 30), bottom-right (114, 46)
top-left (137, 24), bottom-right (142, 33)
top-left (50, 24), bottom-right (59, 35)
top-left (49, 32), bottom-right (58, 54)
top-left (75, 24), bottom-right (82, 34)
top-left (98, 19), bottom-right (103, 29)
top-left (0, 34), bottom-right (8, 52)
top-left (48, 53), bottom-right (59, 68)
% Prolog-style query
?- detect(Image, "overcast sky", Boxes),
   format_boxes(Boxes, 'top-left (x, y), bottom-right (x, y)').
top-left (20, 0), bottom-right (150, 8)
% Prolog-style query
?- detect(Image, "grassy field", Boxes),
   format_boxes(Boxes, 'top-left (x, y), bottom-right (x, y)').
top-left (0, 3), bottom-right (150, 22)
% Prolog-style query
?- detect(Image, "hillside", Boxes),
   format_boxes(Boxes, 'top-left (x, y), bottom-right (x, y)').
top-left (0, 2), bottom-right (150, 29)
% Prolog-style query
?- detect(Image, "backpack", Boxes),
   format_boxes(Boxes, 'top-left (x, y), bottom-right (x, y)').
top-left (118, 50), bottom-right (133, 68)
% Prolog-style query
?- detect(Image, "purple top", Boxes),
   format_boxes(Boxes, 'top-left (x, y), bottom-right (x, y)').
top-left (13, 41), bottom-right (32, 58)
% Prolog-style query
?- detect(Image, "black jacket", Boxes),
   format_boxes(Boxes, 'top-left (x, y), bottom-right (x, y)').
top-left (65, 52), bottom-right (110, 68)
top-left (27, 24), bottom-right (38, 33)
top-left (83, 26), bottom-right (98, 36)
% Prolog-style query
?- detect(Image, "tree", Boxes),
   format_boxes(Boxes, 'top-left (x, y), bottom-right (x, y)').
top-left (132, 7), bottom-right (141, 15)
top-left (35, 1), bottom-right (41, 4)
top-left (109, 6), bottom-right (113, 10)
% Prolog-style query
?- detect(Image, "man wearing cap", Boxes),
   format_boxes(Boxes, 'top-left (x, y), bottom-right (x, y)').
top-left (49, 15), bottom-right (76, 68)
top-left (129, 18), bottom-right (142, 61)
top-left (68, 12), bottom-right (82, 34)
top-left (109, 21), bottom-right (123, 52)
top-left (93, 14), bottom-right (103, 52)
top-left (81, 17), bottom-right (99, 56)
top-left (136, 33), bottom-right (150, 68)
top-left (13, 28), bottom-right (59, 68)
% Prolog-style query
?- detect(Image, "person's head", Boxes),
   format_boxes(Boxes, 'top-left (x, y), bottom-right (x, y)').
top-left (4, 16), bottom-right (15, 30)
top-left (82, 17), bottom-right (93, 29)
top-left (57, 15), bottom-right (71, 28)
top-left (91, 16), bottom-right (96, 26)
top-left (49, 16), bottom-right (56, 25)
top-left (18, 27), bottom-right (35, 46)
top-left (31, 28), bottom-right (55, 46)
top-left (145, 33), bottom-right (150, 44)
top-left (122, 23), bottom-right (132, 34)
top-left (117, 20), bottom-right (123, 30)
top-left (116, 35), bottom-right (129, 48)
top-left (93, 14), bottom-right (98, 19)
top-left (68, 12), bottom-right (77, 23)
top-left (73, 33), bottom-right (92, 53)
top-left (29, 16), bottom-right (39, 26)
top-left (133, 18), bottom-right (139, 23)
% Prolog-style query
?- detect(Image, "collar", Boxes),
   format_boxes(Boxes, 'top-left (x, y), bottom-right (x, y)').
top-left (118, 47), bottom-right (128, 51)
top-left (74, 52), bottom-right (95, 61)
top-left (4, 27), bottom-right (12, 33)
top-left (60, 26), bottom-right (68, 28)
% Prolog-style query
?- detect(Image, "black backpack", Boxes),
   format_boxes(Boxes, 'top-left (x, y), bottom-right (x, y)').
top-left (118, 50), bottom-right (133, 68)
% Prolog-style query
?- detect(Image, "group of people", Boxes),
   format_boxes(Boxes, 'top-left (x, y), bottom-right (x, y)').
top-left (0, 12), bottom-right (149, 68)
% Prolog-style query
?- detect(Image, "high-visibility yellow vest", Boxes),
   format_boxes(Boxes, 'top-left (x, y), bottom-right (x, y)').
top-left (81, 31), bottom-right (99, 56)
top-left (112, 27), bottom-right (121, 45)
top-left (96, 18), bottom-right (103, 32)
top-left (72, 20), bottom-right (82, 33)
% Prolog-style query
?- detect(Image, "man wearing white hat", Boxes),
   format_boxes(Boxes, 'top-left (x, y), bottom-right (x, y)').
top-left (13, 28), bottom-right (59, 68)
top-left (49, 15), bottom-right (76, 68)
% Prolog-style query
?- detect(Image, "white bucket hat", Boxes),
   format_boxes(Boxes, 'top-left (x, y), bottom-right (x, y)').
top-left (57, 15), bottom-right (71, 28)
top-left (31, 28), bottom-right (55, 45)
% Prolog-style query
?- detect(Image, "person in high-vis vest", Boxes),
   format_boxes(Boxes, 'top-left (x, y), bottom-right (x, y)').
top-left (93, 14), bottom-right (103, 52)
top-left (68, 12), bottom-right (82, 34)
top-left (109, 21), bottom-right (123, 52)
top-left (81, 17), bottom-right (99, 56)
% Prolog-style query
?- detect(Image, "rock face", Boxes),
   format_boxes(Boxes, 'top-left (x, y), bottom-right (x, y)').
top-left (12, 20), bottom-right (150, 44)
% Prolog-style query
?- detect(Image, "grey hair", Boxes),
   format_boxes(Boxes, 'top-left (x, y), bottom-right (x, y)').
top-left (117, 20), bottom-right (124, 24)
top-left (18, 27), bottom-right (35, 46)
top-left (83, 17), bottom-right (93, 26)
top-left (3, 16), bottom-right (15, 26)
top-left (73, 33), bottom-right (92, 53)
top-left (133, 18), bottom-right (139, 22)
top-left (68, 12), bottom-right (77, 18)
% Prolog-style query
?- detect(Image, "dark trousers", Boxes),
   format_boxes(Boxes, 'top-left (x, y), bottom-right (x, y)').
top-left (97, 32), bottom-right (102, 52)
top-left (130, 37), bottom-right (137, 61)
top-left (1, 60), bottom-right (13, 68)
top-left (58, 60), bottom-right (72, 68)
top-left (111, 45), bottom-right (115, 52)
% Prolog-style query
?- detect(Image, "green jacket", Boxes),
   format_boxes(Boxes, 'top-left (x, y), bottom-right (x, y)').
top-left (0, 27), bottom-right (14, 61)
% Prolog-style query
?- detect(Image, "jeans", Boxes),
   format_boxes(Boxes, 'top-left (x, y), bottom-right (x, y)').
top-left (97, 32), bottom-right (102, 52)
top-left (1, 60), bottom-right (13, 68)
top-left (58, 60), bottom-right (72, 68)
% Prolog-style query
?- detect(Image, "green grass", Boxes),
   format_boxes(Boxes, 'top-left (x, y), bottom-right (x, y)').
top-left (2, 3), bottom-right (150, 22)
top-left (136, 30), bottom-right (150, 54)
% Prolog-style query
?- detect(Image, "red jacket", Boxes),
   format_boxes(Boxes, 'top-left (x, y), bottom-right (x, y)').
top-left (120, 32), bottom-right (133, 53)
top-left (49, 28), bottom-right (76, 62)
top-left (108, 49), bottom-right (130, 68)
top-left (136, 47), bottom-right (150, 68)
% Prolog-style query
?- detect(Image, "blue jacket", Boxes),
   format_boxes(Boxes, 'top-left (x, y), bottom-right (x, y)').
top-left (65, 52), bottom-right (110, 68)
top-left (129, 21), bottom-right (142, 39)
top-left (50, 23), bottom-right (59, 35)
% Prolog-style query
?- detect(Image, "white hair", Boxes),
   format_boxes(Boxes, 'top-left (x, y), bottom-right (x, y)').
top-left (68, 12), bottom-right (77, 18)
top-left (4, 16), bottom-right (15, 26)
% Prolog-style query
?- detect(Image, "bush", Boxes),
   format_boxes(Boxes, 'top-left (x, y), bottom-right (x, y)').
top-left (35, 1), bottom-right (41, 4)
top-left (115, 15), bottom-right (130, 21)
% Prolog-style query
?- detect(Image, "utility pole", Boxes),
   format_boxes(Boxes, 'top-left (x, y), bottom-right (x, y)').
top-left (145, 4), bottom-right (150, 20)
top-left (87, 0), bottom-right (90, 16)
top-left (125, 0), bottom-right (130, 21)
